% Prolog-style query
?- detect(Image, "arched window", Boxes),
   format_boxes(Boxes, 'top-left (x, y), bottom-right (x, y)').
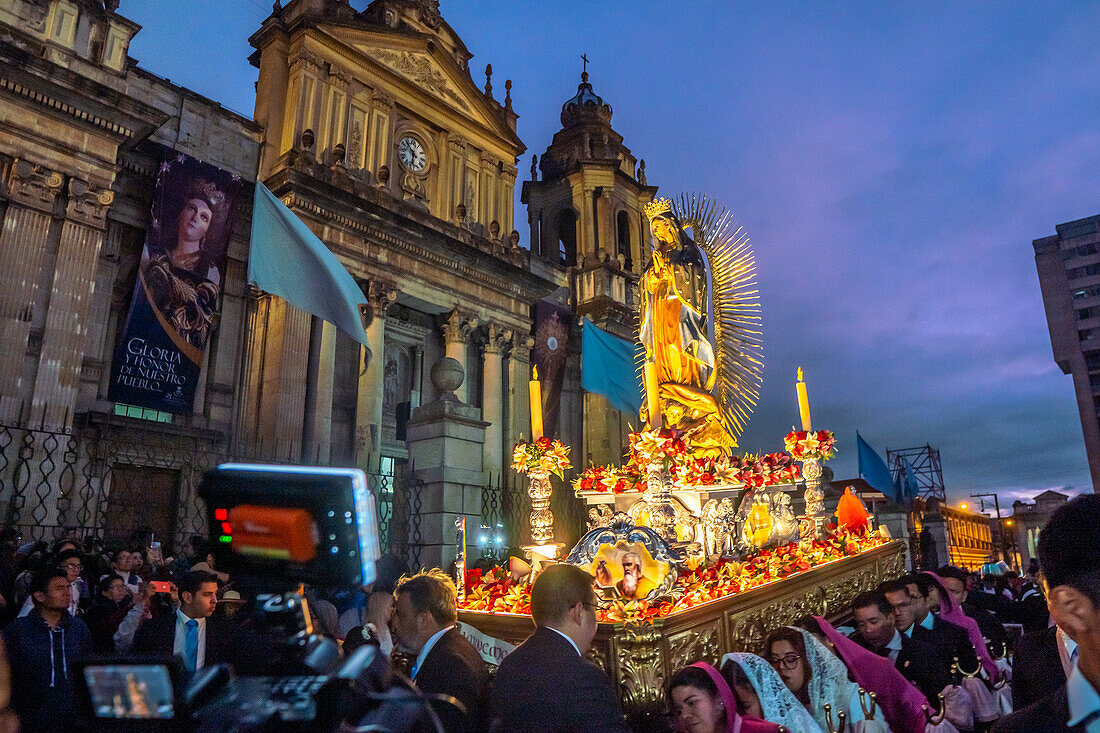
top-left (616, 210), bottom-right (632, 271)
top-left (557, 209), bottom-right (577, 266)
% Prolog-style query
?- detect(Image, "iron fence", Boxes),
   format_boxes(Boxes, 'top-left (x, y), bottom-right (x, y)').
top-left (478, 471), bottom-right (588, 559)
top-left (0, 412), bottom-right (422, 568)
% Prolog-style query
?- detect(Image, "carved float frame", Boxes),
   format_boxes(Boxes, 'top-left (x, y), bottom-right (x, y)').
top-left (458, 539), bottom-right (906, 718)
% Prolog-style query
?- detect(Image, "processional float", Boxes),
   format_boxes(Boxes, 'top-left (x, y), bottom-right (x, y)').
top-left (457, 194), bottom-right (904, 718)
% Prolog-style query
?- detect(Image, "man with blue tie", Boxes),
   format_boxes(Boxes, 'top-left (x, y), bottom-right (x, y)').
top-left (132, 570), bottom-right (225, 673)
top-left (995, 495), bottom-right (1100, 733)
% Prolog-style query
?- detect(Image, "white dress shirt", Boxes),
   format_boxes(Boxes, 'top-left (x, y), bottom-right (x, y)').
top-left (173, 608), bottom-right (207, 670)
top-left (411, 625), bottom-right (454, 680)
top-left (547, 626), bottom-right (581, 656)
top-left (886, 629), bottom-right (904, 662)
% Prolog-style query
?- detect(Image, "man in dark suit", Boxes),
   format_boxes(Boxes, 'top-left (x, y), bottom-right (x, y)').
top-left (132, 570), bottom-right (232, 673)
top-left (890, 574), bottom-right (981, 676)
top-left (851, 589), bottom-right (952, 704)
top-left (995, 495), bottom-right (1100, 733)
top-left (1011, 625), bottom-right (1071, 711)
top-left (390, 569), bottom-right (487, 733)
top-left (937, 565), bottom-right (1008, 653)
top-left (490, 564), bottom-right (630, 733)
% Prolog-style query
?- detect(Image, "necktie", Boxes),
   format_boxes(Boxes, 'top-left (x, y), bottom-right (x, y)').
top-left (184, 619), bottom-right (199, 672)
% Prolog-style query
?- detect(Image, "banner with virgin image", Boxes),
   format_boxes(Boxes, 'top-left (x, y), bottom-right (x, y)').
top-left (108, 149), bottom-right (243, 414)
top-left (532, 300), bottom-right (574, 438)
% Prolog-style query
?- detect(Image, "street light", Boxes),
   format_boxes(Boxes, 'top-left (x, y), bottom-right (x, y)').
top-left (960, 503), bottom-right (968, 510)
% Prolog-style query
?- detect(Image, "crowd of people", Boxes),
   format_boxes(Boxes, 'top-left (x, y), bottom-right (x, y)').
top-left (0, 494), bottom-right (1095, 732)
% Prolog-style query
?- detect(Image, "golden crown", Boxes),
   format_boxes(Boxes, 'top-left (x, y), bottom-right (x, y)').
top-left (643, 197), bottom-right (672, 221)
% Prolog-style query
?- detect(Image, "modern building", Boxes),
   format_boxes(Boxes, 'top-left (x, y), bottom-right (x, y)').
top-left (1035, 215), bottom-right (1100, 492)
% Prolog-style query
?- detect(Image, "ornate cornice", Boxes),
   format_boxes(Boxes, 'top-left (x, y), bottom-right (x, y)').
top-left (276, 189), bottom-right (541, 303)
top-left (0, 76), bottom-right (134, 138)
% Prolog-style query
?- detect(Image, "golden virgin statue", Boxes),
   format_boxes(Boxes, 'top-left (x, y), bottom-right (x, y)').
top-left (639, 196), bottom-right (763, 457)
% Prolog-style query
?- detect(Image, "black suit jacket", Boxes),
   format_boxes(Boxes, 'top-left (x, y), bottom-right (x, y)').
top-left (910, 614), bottom-right (980, 678)
top-left (490, 627), bottom-right (630, 733)
top-left (852, 630), bottom-right (952, 705)
top-left (964, 602), bottom-right (1008, 651)
top-left (413, 627), bottom-right (489, 733)
top-left (993, 685), bottom-right (1085, 733)
top-left (1012, 626), bottom-right (1067, 711)
top-left (131, 611), bottom-right (234, 669)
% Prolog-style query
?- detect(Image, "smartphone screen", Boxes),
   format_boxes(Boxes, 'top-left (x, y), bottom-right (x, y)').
top-left (149, 581), bottom-right (172, 593)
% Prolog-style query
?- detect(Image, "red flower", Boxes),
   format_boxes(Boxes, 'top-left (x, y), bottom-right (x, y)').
top-left (465, 568), bottom-right (483, 588)
top-left (536, 436), bottom-right (552, 450)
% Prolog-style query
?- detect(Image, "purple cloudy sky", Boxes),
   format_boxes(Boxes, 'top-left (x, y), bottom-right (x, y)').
top-left (126, 1), bottom-right (1100, 506)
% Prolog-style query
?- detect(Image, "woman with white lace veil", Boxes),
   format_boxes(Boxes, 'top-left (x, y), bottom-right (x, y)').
top-left (772, 626), bottom-right (891, 731)
top-left (720, 652), bottom-right (824, 733)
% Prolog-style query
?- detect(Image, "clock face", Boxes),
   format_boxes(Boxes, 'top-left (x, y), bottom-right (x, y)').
top-left (397, 136), bottom-right (427, 172)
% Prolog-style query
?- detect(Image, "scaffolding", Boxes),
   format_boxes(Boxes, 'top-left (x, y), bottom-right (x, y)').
top-left (886, 445), bottom-right (947, 502)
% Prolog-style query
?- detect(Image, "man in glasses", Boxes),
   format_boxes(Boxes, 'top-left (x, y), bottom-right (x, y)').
top-left (853, 589), bottom-right (950, 704)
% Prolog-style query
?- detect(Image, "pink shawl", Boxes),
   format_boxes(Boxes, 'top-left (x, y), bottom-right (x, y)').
top-left (816, 616), bottom-right (930, 733)
top-left (921, 571), bottom-right (999, 682)
top-left (684, 663), bottom-right (782, 733)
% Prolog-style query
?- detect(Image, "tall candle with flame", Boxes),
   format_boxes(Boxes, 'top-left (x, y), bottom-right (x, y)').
top-left (529, 366), bottom-right (544, 440)
top-left (796, 367), bottom-right (812, 431)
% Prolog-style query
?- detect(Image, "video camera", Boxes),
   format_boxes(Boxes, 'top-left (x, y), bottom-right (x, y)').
top-left (75, 464), bottom-right (448, 732)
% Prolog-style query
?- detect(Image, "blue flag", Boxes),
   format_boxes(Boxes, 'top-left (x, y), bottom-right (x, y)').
top-left (249, 183), bottom-right (369, 347)
top-left (857, 431), bottom-right (903, 504)
top-left (901, 456), bottom-right (920, 504)
top-left (580, 318), bottom-right (643, 415)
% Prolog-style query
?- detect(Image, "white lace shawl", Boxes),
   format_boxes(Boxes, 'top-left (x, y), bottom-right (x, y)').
top-left (721, 652), bottom-right (824, 733)
top-left (795, 628), bottom-right (862, 731)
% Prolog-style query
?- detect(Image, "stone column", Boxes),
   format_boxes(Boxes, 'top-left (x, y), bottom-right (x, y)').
top-left (481, 322), bottom-right (509, 475)
top-left (506, 332), bottom-right (535, 445)
top-left (409, 344), bottom-right (424, 409)
top-left (405, 357), bottom-right (488, 570)
top-left (303, 317), bottom-right (337, 464)
top-left (31, 176), bottom-right (114, 428)
top-left (442, 309), bottom-right (477, 403)
top-left (366, 91), bottom-right (394, 178)
top-left (0, 161), bottom-right (64, 423)
top-left (355, 280), bottom-right (397, 469)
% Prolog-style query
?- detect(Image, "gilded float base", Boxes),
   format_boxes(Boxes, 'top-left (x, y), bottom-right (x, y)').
top-left (458, 540), bottom-right (905, 721)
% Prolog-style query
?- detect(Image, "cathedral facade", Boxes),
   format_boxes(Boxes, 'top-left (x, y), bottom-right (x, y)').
top-left (0, 0), bottom-right (654, 563)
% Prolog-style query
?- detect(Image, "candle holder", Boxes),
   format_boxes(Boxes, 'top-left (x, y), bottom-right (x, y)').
top-left (799, 457), bottom-right (827, 540)
top-left (521, 468), bottom-right (563, 561)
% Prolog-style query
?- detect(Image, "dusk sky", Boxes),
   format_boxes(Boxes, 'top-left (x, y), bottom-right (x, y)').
top-left (126, 1), bottom-right (1100, 508)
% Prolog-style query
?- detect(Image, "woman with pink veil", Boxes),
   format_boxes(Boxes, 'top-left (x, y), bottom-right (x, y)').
top-left (668, 662), bottom-right (784, 733)
top-left (815, 616), bottom-right (959, 733)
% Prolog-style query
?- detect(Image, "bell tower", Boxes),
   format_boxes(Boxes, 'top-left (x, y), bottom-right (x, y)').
top-left (522, 68), bottom-right (658, 468)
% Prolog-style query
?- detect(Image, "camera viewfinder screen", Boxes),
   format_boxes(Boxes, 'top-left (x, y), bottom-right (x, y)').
top-left (84, 665), bottom-right (174, 719)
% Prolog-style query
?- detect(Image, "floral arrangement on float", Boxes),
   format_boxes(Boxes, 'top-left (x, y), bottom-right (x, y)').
top-left (511, 436), bottom-right (571, 478)
top-left (572, 427), bottom-right (801, 496)
top-left (783, 429), bottom-right (837, 461)
top-left (457, 524), bottom-right (887, 622)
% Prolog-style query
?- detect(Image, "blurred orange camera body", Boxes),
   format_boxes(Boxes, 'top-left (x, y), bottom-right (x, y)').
top-left (229, 505), bottom-right (317, 563)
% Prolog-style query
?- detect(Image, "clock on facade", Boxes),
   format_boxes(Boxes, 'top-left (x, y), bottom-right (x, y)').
top-left (397, 136), bottom-right (428, 172)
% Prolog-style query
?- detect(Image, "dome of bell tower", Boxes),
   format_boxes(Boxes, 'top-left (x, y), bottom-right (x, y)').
top-left (560, 71), bottom-right (613, 127)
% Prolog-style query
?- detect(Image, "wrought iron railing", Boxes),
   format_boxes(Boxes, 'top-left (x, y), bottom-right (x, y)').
top-left (0, 412), bottom-right (422, 568)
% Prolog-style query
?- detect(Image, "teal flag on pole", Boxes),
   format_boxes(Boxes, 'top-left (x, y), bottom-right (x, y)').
top-left (901, 456), bottom-right (920, 505)
top-left (249, 183), bottom-right (369, 347)
top-left (857, 431), bottom-right (902, 504)
top-left (580, 318), bottom-right (643, 415)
